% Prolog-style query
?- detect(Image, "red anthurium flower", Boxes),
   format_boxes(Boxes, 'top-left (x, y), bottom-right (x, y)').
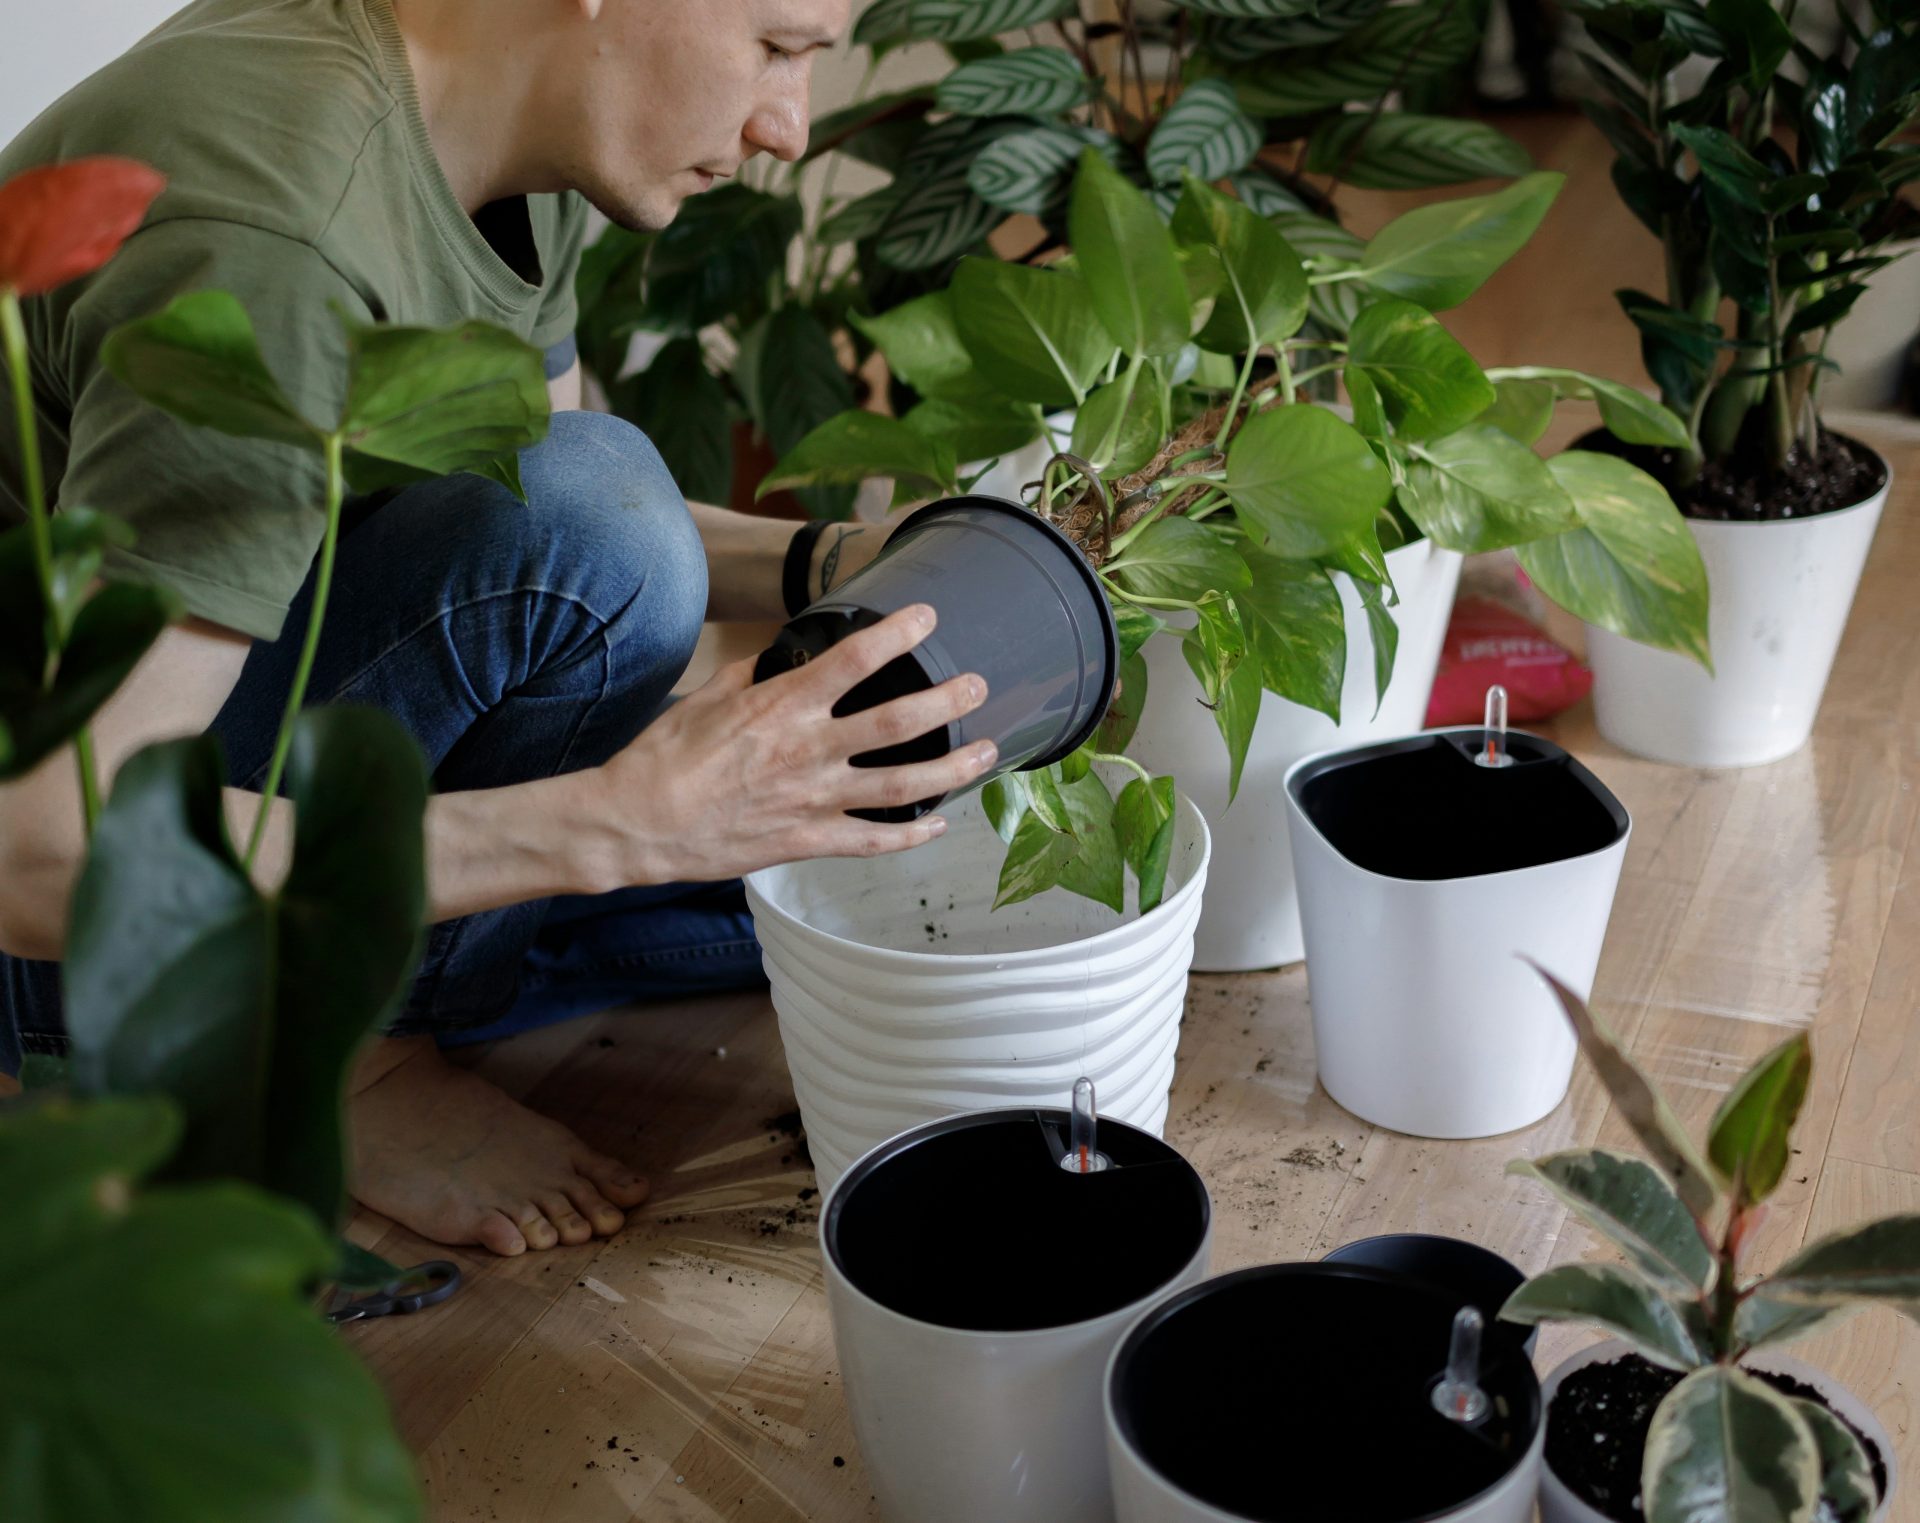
top-left (0, 157), bottom-right (166, 298)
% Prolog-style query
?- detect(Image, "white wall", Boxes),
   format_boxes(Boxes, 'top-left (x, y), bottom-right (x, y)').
top-left (1, 0), bottom-right (185, 146)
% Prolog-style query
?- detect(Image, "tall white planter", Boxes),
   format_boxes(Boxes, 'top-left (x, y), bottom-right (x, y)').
top-left (1587, 457), bottom-right (1890, 768)
top-left (1128, 538), bottom-right (1463, 971)
top-left (745, 793), bottom-right (1211, 1192)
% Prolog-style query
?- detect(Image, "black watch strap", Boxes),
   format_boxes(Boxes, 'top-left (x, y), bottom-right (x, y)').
top-left (782, 519), bottom-right (832, 618)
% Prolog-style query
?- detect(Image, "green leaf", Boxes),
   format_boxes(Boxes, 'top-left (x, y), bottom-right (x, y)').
top-left (1508, 1149), bottom-right (1714, 1291)
top-left (1070, 151), bottom-right (1192, 357)
top-left (1114, 517), bottom-right (1251, 602)
top-left (1767, 1215), bottom-right (1920, 1314)
top-left (877, 164), bottom-right (1004, 272)
top-left (993, 807), bottom-right (1077, 909)
top-left (607, 337), bottom-right (735, 505)
top-left (1489, 365), bottom-right (1691, 448)
top-left (1054, 770), bottom-right (1125, 913)
top-left (1025, 767), bottom-right (1076, 834)
top-left (1357, 171), bottom-right (1565, 310)
top-left (1306, 113), bottom-right (1532, 190)
top-left (1146, 79), bottom-right (1262, 185)
top-left (1114, 604), bottom-right (1166, 662)
top-left (1203, 0), bottom-right (1386, 56)
top-left (1346, 298), bottom-right (1495, 441)
top-left (1344, 365), bottom-right (1389, 438)
top-left (1097, 648), bottom-right (1149, 753)
top-left (1670, 124), bottom-right (1771, 212)
top-left (737, 306), bottom-right (858, 519)
top-left (821, 185), bottom-right (907, 245)
top-left (904, 389), bottom-right (1044, 464)
top-left (1057, 746), bottom-right (1092, 786)
top-left (1187, 628), bottom-right (1264, 801)
top-left (1072, 373), bottom-right (1168, 474)
top-left (851, 291), bottom-right (974, 398)
top-left (99, 291), bottom-right (321, 449)
top-left (951, 257), bottom-right (1113, 407)
top-left (1356, 576), bottom-right (1397, 716)
top-left (803, 87), bottom-right (936, 167)
top-left (1173, 176), bottom-right (1308, 352)
top-left (760, 411), bottom-right (958, 500)
top-left (1400, 425), bottom-right (1580, 553)
top-left (969, 124), bottom-right (1122, 216)
top-left (1115, 775), bottom-right (1177, 913)
top-left (1477, 376), bottom-right (1556, 444)
top-left (1236, 548), bottom-right (1346, 722)
top-left (0, 520), bottom-right (179, 781)
top-left (338, 317), bottom-right (550, 483)
top-left (334, 1239), bottom-right (405, 1293)
top-left (1528, 964), bottom-right (1723, 1221)
top-left (1500, 1263), bottom-right (1708, 1370)
top-left (19, 1053), bottom-right (70, 1091)
top-left (1185, 597), bottom-right (1250, 701)
top-left (1735, 1296), bottom-right (1855, 1355)
top-left (982, 773), bottom-right (1028, 844)
top-left (1229, 0), bottom-right (1480, 116)
top-left (0, 1101), bottom-right (421, 1523)
top-left (1226, 405), bottom-right (1392, 556)
top-left (1514, 451), bottom-right (1711, 668)
top-left (856, 0), bottom-right (1077, 46)
top-left (1790, 1397), bottom-right (1879, 1523)
top-left (644, 184), bottom-right (801, 330)
top-left (1708, 1033), bottom-right (1812, 1206)
top-left (937, 47), bottom-right (1092, 116)
top-left (1706, 0), bottom-right (1795, 101)
top-left (1226, 169), bottom-right (1312, 218)
top-left (1642, 1367), bottom-right (1820, 1523)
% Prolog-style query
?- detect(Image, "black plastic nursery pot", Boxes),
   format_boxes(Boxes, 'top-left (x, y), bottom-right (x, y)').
top-left (755, 496), bottom-right (1119, 824)
top-left (822, 1107), bottom-right (1210, 1333)
top-left (1109, 1262), bottom-right (1543, 1523)
top-left (1322, 1234), bottom-right (1536, 1357)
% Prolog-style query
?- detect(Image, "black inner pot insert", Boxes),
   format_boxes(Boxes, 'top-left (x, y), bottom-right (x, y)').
top-left (1291, 730), bottom-right (1628, 881)
top-left (1112, 1263), bottom-right (1541, 1523)
top-left (825, 1109), bottom-right (1210, 1333)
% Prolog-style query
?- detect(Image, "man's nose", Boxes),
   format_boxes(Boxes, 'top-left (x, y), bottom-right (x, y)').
top-left (744, 81), bottom-right (810, 163)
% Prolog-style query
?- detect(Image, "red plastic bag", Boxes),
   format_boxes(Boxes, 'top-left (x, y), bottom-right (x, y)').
top-left (1425, 597), bottom-right (1592, 727)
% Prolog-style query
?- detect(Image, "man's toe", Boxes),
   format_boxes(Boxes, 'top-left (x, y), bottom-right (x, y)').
top-left (478, 1211), bottom-right (528, 1257)
top-left (576, 1150), bottom-right (649, 1208)
top-left (536, 1192), bottom-right (593, 1246)
top-left (516, 1205), bottom-right (561, 1251)
top-left (564, 1178), bottom-right (627, 1236)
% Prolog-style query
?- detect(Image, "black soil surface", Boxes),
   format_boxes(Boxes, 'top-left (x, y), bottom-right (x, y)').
top-left (1584, 428), bottom-right (1887, 523)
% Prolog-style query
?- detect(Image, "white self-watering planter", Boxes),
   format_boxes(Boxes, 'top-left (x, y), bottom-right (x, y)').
top-left (1538, 1340), bottom-right (1897, 1523)
top-left (1106, 1262), bottom-right (1545, 1523)
top-left (745, 792), bottom-right (1211, 1191)
top-left (1284, 728), bottom-right (1630, 1138)
top-left (823, 1107), bottom-right (1213, 1523)
top-left (1587, 449), bottom-right (1891, 768)
top-left (1128, 538), bottom-right (1463, 972)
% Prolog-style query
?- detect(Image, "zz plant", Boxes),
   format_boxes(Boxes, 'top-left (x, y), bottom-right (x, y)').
top-left (1503, 969), bottom-right (1919, 1523)
top-left (1, 156), bottom-right (550, 1523)
top-left (762, 151), bottom-right (1712, 914)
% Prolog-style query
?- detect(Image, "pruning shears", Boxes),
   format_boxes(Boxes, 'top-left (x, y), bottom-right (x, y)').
top-left (324, 1260), bottom-right (463, 1325)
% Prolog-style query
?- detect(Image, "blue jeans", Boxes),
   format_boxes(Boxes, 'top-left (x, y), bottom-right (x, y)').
top-left (2, 408), bottom-right (766, 1077)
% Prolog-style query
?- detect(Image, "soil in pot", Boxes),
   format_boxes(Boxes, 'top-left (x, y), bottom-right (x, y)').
top-left (1112, 1264), bottom-right (1540, 1522)
top-left (826, 1110), bottom-right (1209, 1332)
top-left (1548, 1353), bottom-right (1888, 1522)
top-left (1581, 426), bottom-right (1888, 523)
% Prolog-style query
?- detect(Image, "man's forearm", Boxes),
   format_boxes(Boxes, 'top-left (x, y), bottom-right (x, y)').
top-left (687, 501), bottom-right (874, 622)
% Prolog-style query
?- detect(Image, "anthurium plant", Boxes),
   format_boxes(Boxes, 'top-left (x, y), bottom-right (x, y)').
top-left (761, 152), bottom-right (1712, 914)
top-left (1570, 0), bottom-right (1920, 501)
top-left (1, 156), bottom-right (549, 1523)
top-left (573, 0), bottom-right (1536, 517)
top-left (1502, 970), bottom-right (1919, 1522)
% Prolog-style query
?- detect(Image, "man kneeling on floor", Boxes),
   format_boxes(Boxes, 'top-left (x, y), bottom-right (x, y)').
top-left (0, 0), bottom-right (991, 1255)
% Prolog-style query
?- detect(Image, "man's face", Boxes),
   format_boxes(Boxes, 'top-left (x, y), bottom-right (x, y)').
top-left (565, 0), bottom-right (850, 232)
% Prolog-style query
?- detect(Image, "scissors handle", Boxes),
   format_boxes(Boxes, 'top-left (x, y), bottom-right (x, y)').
top-left (327, 1260), bottom-right (463, 1324)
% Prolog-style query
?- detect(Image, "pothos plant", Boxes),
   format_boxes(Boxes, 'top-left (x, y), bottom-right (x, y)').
top-left (760, 150), bottom-right (1713, 914)
top-left (1501, 970), bottom-right (1920, 1523)
top-left (0, 157), bottom-right (550, 1523)
top-left (573, 0), bottom-right (1534, 518)
top-left (1570, 0), bottom-right (1920, 493)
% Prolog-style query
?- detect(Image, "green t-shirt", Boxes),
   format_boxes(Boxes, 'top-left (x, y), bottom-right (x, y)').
top-left (0, 0), bottom-right (586, 640)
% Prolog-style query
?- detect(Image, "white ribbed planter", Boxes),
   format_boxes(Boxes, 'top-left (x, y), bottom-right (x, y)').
top-left (1538, 1340), bottom-right (1897, 1523)
top-left (1128, 538), bottom-right (1463, 971)
top-left (1588, 452), bottom-right (1890, 768)
top-left (744, 793), bottom-right (1211, 1192)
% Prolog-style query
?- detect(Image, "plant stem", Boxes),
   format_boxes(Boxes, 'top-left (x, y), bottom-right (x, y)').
top-left (1280, 361), bottom-right (1340, 393)
top-left (1089, 749), bottom-right (1153, 785)
top-left (246, 432), bottom-right (346, 866)
top-left (1216, 343), bottom-right (1260, 454)
top-left (1095, 354), bottom-right (1145, 470)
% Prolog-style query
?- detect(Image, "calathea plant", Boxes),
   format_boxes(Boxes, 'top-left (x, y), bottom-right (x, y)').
top-left (0, 156), bottom-right (550, 1523)
top-left (1502, 970), bottom-right (1919, 1523)
top-left (574, 0), bottom-right (1536, 518)
top-left (1570, 0), bottom-right (1920, 495)
top-left (761, 152), bottom-right (1712, 914)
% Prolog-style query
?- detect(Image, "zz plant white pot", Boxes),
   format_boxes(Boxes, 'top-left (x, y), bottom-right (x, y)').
top-left (1586, 449), bottom-right (1890, 768)
top-left (744, 792), bottom-right (1211, 1192)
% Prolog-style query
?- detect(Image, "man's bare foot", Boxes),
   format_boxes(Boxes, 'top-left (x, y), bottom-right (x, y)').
top-left (348, 1036), bottom-right (649, 1256)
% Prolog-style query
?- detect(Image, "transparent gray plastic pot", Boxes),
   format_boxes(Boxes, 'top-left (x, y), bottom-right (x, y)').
top-left (754, 496), bottom-right (1118, 823)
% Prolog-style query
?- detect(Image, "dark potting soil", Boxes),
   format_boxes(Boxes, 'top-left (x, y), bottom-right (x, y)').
top-left (1548, 1354), bottom-right (1888, 1522)
top-left (1292, 732), bottom-right (1626, 880)
top-left (826, 1112), bottom-right (1208, 1332)
top-left (1580, 428), bottom-right (1887, 523)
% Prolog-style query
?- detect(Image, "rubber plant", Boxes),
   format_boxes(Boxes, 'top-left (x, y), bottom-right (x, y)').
top-left (1500, 969), bottom-right (1918, 1523)
top-left (572, 0), bottom-right (1532, 518)
top-left (759, 151), bottom-right (1711, 914)
top-left (0, 156), bottom-right (551, 1522)
top-left (1569, 0), bottom-right (1920, 495)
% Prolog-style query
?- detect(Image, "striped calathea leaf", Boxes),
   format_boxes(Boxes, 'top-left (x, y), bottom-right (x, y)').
top-left (1305, 113), bottom-right (1533, 189)
top-left (854, 0), bottom-right (1078, 47)
top-left (1145, 78), bottom-right (1264, 185)
top-left (1229, 0), bottom-right (1480, 117)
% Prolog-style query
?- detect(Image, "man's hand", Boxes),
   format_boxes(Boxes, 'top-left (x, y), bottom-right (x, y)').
top-left (594, 604), bottom-right (992, 886)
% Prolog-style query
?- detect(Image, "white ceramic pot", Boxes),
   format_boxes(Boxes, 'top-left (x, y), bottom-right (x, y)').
top-left (823, 1108), bottom-right (1213, 1523)
top-left (1284, 728), bottom-right (1630, 1138)
top-left (1587, 453), bottom-right (1891, 768)
top-left (1106, 1262), bottom-right (1545, 1523)
top-left (745, 792), bottom-right (1211, 1192)
top-left (1538, 1340), bottom-right (1898, 1523)
top-left (1126, 538), bottom-right (1463, 971)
